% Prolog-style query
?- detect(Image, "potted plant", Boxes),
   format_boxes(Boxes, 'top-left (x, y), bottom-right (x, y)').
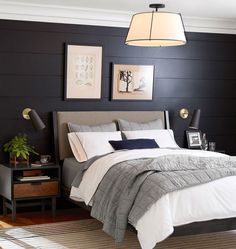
top-left (3, 134), bottom-right (38, 166)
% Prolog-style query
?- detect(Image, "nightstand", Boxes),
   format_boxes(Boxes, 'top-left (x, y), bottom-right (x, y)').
top-left (0, 164), bottom-right (60, 222)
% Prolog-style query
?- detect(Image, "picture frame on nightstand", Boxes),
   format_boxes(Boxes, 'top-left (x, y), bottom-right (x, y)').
top-left (186, 130), bottom-right (202, 149)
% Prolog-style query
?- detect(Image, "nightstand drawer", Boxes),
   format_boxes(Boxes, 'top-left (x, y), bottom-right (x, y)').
top-left (14, 181), bottom-right (59, 198)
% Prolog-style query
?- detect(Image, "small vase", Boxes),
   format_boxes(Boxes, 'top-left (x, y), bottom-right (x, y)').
top-left (201, 133), bottom-right (208, 151)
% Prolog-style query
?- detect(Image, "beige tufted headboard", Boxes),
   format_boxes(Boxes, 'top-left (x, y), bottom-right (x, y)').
top-left (53, 111), bottom-right (170, 162)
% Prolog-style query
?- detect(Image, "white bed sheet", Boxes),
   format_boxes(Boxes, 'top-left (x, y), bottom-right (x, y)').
top-left (70, 149), bottom-right (236, 249)
top-left (136, 175), bottom-right (236, 249)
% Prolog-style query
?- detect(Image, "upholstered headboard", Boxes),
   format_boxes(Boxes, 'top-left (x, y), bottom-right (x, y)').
top-left (53, 111), bottom-right (170, 162)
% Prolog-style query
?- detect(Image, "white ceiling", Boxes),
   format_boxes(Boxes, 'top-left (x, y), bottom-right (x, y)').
top-left (4, 0), bottom-right (236, 19)
top-left (1, 0), bottom-right (236, 34)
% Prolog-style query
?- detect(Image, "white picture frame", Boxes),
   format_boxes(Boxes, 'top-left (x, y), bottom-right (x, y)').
top-left (186, 130), bottom-right (202, 149)
top-left (64, 44), bottom-right (102, 100)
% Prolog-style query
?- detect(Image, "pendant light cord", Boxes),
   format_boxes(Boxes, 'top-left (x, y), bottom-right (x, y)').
top-left (149, 11), bottom-right (155, 41)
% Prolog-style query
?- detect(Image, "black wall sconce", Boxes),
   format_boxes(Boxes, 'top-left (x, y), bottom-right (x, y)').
top-left (22, 108), bottom-right (46, 131)
top-left (189, 109), bottom-right (201, 130)
top-left (179, 108), bottom-right (201, 129)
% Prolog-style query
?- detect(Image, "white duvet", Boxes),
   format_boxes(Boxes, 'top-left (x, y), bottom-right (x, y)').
top-left (70, 149), bottom-right (236, 249)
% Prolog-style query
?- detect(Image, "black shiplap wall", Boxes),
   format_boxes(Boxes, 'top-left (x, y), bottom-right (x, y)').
top-left (1, 19), bottom-right (236, 162)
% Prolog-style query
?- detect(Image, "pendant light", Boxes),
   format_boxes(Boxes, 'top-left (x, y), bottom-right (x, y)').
top-left (125, 3), bottom-right (186, 47)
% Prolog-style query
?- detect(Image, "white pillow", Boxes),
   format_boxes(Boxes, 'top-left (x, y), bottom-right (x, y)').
top-left (123, 129), bottom-right (179, 148)
top-left (68, 131), bottom-right (122, 162)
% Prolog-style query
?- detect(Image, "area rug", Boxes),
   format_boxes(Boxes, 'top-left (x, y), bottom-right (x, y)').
top-left (0, 219), bottom-right (235, 249)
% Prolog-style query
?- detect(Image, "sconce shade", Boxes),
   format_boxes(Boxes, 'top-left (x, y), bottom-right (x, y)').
top-left (125, 7), bottom-right (186, 47)
top-left (189, 109), bottom-right (201, 129)
top-left (28, 109), bottom-right (46, 131)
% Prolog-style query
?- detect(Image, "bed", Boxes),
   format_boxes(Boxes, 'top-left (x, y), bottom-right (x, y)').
top-left (53, 111), bottom-right (236, 249)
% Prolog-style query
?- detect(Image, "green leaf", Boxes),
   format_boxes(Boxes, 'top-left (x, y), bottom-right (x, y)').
top-left (3, 133), bottom-right (38, 158)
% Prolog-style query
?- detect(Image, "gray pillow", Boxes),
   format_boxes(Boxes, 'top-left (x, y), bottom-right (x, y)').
top-left (118, 119), bottom-right (163, 131)
top-left (68, 122), bottom-right (117, 133)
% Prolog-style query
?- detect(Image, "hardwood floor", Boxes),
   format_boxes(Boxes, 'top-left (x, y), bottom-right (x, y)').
top-left (0, 207), bottom-right (91, 228)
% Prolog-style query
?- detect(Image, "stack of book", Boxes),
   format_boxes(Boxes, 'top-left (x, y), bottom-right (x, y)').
top-left (17, 175), bottom-right (50, 181)
top-left (31, 162), bottom-right (54, 167)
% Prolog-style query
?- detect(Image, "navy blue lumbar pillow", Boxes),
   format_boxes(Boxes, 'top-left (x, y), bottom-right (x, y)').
top-left (109, 139), bottom-right (159, 150)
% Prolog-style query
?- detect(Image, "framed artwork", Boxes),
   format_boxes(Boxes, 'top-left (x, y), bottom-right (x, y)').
top-left (186, 130), bottom-right (202, 149)
top-left (64, 44), bottom-right (102, 100)
top-left (112, 64), bottom-right (154, 100)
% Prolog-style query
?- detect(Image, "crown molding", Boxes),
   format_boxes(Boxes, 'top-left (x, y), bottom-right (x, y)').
top-left (0, 1), bottom-right (236, 35)
top-left (0, 1), bottom-right (131, 27)
top-left (184, 16), bottom-right (236, 35)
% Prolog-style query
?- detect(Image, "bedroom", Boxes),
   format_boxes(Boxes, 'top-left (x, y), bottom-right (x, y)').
top-left (0, 0), bottom-right (236, 248)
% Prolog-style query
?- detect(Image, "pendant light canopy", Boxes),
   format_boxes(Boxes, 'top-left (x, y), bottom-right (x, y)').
top-left (125, 3), bottom-right (187, 47)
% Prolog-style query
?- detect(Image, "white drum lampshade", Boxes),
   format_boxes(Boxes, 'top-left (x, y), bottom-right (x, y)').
top-left (125, 4), bottom-right (186, 47)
